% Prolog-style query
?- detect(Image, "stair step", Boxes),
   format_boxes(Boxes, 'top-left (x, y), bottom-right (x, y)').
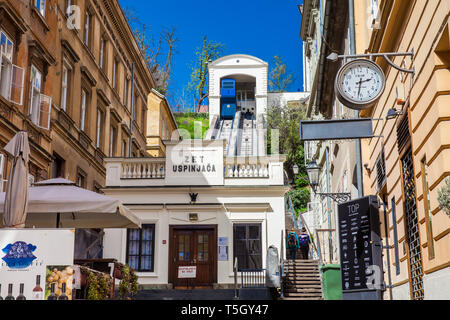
top-left (284, 284), bottom-right (322, 288)
top-left (281, 297), bottom-right (323, 300)
top-left (286, 288), bottom-right (322, 293)
top-left (284, 292), bottom-right (323, 297)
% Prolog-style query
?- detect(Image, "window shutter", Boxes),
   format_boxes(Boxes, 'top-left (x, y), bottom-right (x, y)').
top-left (9, 64), bottom-right (24, 105)
top-left (37, 94), bottom-right (52, 130)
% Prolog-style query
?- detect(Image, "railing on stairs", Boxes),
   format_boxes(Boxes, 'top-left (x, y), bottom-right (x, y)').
top-left (240, 268), bottom-right (266, 288)
top-left (286, 196), bottom-right (321, 262)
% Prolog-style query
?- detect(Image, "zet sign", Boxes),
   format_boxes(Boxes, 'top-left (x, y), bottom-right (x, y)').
top-left (0, 229), bottom-right (75, 300)
top-left (165, 140), bottom-right (225, 186)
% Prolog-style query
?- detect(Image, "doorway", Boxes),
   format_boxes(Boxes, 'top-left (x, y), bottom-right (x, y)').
top-left (169, 225), bottom-right (217, 288)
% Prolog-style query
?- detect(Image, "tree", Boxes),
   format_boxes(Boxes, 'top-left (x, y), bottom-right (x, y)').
top-left (124, 7), bottom-right (179, 96)
top-left (187, 36), bottom-right (225, 112)
top-left (268, 55), bottom-right (294, 92)
top-left (267, 98), bottom-right (309, 212)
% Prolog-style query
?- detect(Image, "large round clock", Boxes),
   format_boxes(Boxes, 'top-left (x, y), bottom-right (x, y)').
top-left (335, 59), bottom-right (386, 110)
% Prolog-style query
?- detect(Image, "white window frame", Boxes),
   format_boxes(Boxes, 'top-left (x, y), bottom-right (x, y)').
top-left (61, 64), bottom-right (69, 111)
top-left (0, 30), bottom-right (24, 105)
top-left (80, 89), bottom-right (87, 131)
top-left (96, 109), bottom-right (103, 148)
top-left (0, 153), bottom-right (5, 192)
top-left (29, 65), bottom-right (52, 130)
top-left (84, 12), bottom-right (90, 46)
top-left (35, 0), bottom-right (46, 17)
top-left (99, 38), bottom-right (105, 69)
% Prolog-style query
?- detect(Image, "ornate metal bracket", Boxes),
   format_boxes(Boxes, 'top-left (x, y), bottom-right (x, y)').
top-left (315, 192), bottom-right (352, 204)
top-left (327, 50), bottom-right (415, 75)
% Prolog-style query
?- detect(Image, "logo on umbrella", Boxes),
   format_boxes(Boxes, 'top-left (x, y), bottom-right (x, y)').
top-left (2, 241), bottom-right (37, 269)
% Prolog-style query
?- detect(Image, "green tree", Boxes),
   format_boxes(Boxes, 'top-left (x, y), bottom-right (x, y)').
top-left (267, 99), bottom-right (309, 212)
top-left (187, 36), bottom-right (225, 112)
top-left (268, 56), bottom-right (294, 92)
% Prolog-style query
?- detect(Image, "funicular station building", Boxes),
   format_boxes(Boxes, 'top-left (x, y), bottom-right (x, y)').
top-left (102, 54), bottom-right (290, 288)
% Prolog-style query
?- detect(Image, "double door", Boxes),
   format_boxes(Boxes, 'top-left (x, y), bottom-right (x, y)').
top-left (169, 226), bottom-right (216, 288)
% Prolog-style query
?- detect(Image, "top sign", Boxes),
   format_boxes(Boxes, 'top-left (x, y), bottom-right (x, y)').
top-left (165, 140), bottom-right (225, 186)
top-left (337, 196), bottom-right (382, 293)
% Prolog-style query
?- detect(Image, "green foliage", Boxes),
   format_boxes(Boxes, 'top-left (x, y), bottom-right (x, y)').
top-left (269, 56), bottom-right (294, 92)
top-left (267, 98), bottom-right (309, 213)
top-left (87, 272), bottom-right (110, 300)
top-left (437, 177), bottom-right (450, 218)
top-left (187, 36), bottom-right (225, 111)
top-left (287, 188), bottom-right (310, 214)
top-left (118, 265), bottom-right (139, 300)
top-left (174, 113), bottom-right (210, 139)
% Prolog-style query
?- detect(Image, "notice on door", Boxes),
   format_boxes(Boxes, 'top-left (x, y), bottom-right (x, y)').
top-left (178, 266), bottom-right (197, 278)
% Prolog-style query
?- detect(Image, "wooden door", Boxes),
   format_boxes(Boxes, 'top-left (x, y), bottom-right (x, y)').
top-left (170, 227), bottom-right (216, 288)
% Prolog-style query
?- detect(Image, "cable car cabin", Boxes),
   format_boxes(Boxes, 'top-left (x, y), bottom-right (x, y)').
top-left (220, 79), bottom-right (236, 98)
top-left (221, 98), bottom-right (236, 119)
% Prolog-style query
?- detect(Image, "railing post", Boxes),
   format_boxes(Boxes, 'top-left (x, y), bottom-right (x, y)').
top-left (234, 257), bottom-right (238, 299)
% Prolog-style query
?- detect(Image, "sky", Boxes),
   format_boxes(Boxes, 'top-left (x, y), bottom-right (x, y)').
top-left (118, 0), bottom-right (304, 110)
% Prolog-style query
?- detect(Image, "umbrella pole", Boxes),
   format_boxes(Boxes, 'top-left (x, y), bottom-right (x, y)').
top-left (56, 212), bottom-right (60, 228)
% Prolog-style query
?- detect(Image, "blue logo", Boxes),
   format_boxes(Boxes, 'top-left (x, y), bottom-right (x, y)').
top-left (2, 241), bottom-right (37, 269)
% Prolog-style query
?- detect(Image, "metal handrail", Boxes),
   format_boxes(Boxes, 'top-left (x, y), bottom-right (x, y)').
top-left (279, 229), bottom-right (285, 299)
top-left (233, 257), bottom-right (238, 299)
top-left (287, 196), bottom-right (320, 262)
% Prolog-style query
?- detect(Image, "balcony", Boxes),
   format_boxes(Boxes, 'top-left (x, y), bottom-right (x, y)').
top-left (105, 154), bottom-right (286, 188)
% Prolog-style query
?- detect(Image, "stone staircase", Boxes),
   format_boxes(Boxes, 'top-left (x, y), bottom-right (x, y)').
top-left (281, 259), bottom-right (323, 300)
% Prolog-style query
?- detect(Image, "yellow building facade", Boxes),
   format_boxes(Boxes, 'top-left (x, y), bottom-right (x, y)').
top-left (357, 0), bottom-right (450, 300)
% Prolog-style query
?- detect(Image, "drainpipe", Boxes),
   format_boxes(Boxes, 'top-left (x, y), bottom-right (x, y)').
top-left (348, 0), bottom-right (364, 198)
top-left (326, 147), bottom-right (332, 263)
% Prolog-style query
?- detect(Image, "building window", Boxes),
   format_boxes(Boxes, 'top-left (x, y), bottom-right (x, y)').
top-left (76, 168), bottom-right (87, 188)
top-left (124, 78), bottom-right (129, 107)
top-left (29, 65), bottom-right (52, 130)
top-left (35, 0), bottom-right (46, 17)
top-left (121, 140), bottom-right (127, 157)
top-left (61, 64), bottom-right (70, 112)
top-left (109, 126), bottom-right (117, 157)
top-left (126, 224), bottom-right (155, 272)
top-left (80, 89), bottom-right (88, 131)
top-left (96, 108), bottom-right (104, 149)
top-left (65, 0), bottom-right (72, 16)
top-left (233, 224), bottom-right (262, 270)
top-left (99, 37), bottom-right (106, 70)
top-left (112, 59), bottom-right (118, 89)
top-left (141, 106), bottom-right (146, 132)
top-left (84, 12), bottom-right (90, 47)
top-left (420, 158), bottom-right (435, 260)
top-left (0, 31), bottom-right (24, 105)
top-left (51, 153), bottom-right (65, 178)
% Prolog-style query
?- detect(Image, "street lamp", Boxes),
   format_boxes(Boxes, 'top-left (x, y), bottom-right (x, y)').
top-left (306, 160), bottom-right (320, 191)
top-left (292, 164), bottom-right (299, 175)
top-left (306, 160), bottom-right (351, 203)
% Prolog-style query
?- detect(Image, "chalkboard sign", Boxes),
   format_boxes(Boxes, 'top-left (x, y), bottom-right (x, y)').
top-left (337, 196), bottom-right (382, 292)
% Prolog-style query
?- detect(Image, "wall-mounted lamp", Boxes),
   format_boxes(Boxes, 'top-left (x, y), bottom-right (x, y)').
top-left (386, 108), bottom-right (403, 120)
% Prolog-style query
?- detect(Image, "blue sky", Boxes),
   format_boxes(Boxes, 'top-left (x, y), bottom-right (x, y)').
top-left (119, 0), bottom-right (304, 109)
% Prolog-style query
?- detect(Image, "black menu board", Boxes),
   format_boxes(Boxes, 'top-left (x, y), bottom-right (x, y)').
top-left (338, 196), bottom-right (381, 292)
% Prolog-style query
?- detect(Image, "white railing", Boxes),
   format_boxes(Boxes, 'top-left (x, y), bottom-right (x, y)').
top-left (224, 157), bottom-right (269, 178)
top-left (120, 158), bottom-right (166, 179)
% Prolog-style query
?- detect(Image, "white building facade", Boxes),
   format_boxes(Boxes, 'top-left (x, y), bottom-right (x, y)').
top-left (101, 54), bottom-right (294, 289)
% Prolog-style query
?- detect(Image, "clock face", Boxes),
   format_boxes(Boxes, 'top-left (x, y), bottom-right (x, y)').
top-left (335, 59), bottom-right (386, 110)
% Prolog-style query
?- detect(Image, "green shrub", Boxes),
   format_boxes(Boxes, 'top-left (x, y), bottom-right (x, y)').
top-left (437, 177), bottom-right (450, 217)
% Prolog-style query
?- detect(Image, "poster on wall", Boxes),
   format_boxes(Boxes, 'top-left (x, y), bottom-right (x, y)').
top-left (0, 229), bottom-right (75, 300)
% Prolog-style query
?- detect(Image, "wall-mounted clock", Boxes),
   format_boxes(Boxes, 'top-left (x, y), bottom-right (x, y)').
top-left (335, 59), bottom-right (386, 110)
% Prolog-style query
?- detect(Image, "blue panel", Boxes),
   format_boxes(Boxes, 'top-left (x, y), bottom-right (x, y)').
top-left (221, 79), bottom-right (236, 98)
top-left (221, 98), bottom-right (236, 119)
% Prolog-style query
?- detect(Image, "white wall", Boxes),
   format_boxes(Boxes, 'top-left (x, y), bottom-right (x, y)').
top-left (102, 188), bottom-right (286, 286)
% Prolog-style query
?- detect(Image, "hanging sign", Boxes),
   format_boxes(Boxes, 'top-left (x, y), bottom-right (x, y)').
top-left (178, 266), bottom-right (197, 278)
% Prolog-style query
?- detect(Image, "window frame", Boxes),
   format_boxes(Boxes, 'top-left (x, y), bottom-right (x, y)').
top-left (29, 64), bottom-right (42, 125)
top-left (420, 157), bottom-right (435, 260)
top-left (80, 88), bottom-right (89, 132)
top-left (35, 0), bottom-right (46, 18)
top-left (126, 224), bottom-right (156, 272)
top-left (83, 11), bottom-right (91, 48)
top-left (233, 223), bottom-right (262, 271)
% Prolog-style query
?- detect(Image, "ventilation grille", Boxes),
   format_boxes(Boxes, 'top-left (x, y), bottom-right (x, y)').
top-left (396, 112), bottom-right (410, 153)
top-left (376, 149), bottom-right (386, 191)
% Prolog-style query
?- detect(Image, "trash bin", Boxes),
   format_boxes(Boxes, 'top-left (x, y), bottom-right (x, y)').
top-left (320, 264), bottom-right (342, 300)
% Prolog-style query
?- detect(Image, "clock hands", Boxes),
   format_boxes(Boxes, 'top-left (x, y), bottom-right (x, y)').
top-left (356, 77), bottom-right (374, 97)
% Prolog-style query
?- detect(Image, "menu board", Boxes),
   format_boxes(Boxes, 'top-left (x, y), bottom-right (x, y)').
top-left (337, 196), bottom-right (381, 292)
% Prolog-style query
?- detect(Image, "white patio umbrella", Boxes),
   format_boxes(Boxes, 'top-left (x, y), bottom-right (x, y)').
top-left (2, 131), bottom-right (30, 228)
top-left (0, 178), bottom-right (141, 229)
